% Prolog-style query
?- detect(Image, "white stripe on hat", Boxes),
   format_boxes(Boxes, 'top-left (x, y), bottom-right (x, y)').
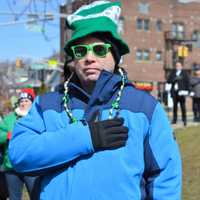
top-left (73, 1), bottom-right (110, 15)
top-left (67, 1), bottom-right (121, 26)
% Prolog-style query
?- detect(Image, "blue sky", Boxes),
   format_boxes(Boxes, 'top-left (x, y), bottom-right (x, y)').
top-left (0, 0), bottom-right (66, 61)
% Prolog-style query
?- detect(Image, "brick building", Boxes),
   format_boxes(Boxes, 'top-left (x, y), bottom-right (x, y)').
top-left (121, 0), bottom-right (200, 88)
top-left (60, 0), bottom-right (200, 95)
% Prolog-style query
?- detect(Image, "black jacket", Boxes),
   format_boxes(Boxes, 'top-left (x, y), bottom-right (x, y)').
top-left (167, 69), bottom-right (190, 97)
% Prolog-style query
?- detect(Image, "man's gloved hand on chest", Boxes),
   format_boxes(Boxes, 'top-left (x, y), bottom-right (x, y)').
top-left (88, 118), bottom-right (128, 151)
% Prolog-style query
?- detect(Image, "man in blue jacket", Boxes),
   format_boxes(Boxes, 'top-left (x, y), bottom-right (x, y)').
top-left (9, 1), bottom-right (182, 199)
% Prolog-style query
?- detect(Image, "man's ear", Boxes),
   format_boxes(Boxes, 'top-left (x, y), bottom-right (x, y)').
top-left (63, 59), bottom-right (75, 79)
top-left (69, 62), bottom-right (75, 72)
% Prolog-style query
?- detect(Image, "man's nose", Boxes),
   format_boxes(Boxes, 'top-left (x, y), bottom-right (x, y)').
top-left (85, 50), bottom-right (96, 60)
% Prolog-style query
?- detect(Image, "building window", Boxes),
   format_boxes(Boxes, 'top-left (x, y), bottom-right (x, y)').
top-left (192, 30), bottom-right (200, 41)
top-left (136, 49), bottom-right (150, 61)
top-left (136, 18), bottom-right (150, 31)
top-left (156, 51), bottom-right (162, 61)
top-left (138, 3), bottom-right (149, 14)
top-left (136, 18), bottom-right (143, 30)
top-left (143, 50), bottom-right (150, 60)
top-left (192, 30), bottom-right (199, 40)
top-left (136, 50), bottom-right (143, 60)
top-left (118, 16), bottom-right (124, 34)
top-left (144, 19), bottom-right (150, 31)
top-left (192, 30), bottom-right (200, 48)
top-left (156, 20), bottom-right (162, 32)
top-left (172, 23), bottom-right (185, 39)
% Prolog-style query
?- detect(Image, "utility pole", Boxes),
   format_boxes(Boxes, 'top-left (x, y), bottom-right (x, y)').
top-left (60, 0), bottom-right (72, 63)
top-left (60, 5), bottom-right (67, 63)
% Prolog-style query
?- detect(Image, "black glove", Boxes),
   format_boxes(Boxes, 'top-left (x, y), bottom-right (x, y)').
top-left (88, 118), bottom-right (128, 151)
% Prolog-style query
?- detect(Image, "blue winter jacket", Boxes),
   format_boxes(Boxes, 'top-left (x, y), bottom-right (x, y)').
top-left (9, 70), bottom-right (182, 199)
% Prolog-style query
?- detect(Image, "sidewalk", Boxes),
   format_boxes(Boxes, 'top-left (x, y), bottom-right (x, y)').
top-left (165, 110), bottom-right (200, 129)
top-left (171, 121), bottom-right (200, 129)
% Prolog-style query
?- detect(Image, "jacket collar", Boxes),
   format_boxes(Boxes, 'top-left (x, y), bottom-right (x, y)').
top-left (68, 70), bottom-right (128, 106)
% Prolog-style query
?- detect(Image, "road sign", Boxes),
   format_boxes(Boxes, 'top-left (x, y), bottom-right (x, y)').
top-left (30, 63), bottom-right (48, 70)
top-left (48, 59), bottom-right (58, 69)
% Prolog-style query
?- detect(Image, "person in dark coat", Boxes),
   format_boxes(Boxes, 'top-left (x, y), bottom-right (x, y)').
top-left (190, 65), bottom-right (200, 122)
top-left (167, 61), bottom-right (190, 126)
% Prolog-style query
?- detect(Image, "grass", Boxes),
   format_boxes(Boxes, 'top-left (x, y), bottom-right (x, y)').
top-left (175, 125), bottom-right (200, 200)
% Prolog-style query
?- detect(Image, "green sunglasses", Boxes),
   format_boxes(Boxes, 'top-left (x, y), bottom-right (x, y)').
top-left (71, 43), bottom-right (111, 59)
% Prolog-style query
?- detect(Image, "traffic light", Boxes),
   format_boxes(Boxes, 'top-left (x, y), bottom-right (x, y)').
top-left (16, 58), bottom-right (22, 68)
top-left (183, 46), bottom-right (188, 57)
top-left (178, 46), bottom-right (188, 57)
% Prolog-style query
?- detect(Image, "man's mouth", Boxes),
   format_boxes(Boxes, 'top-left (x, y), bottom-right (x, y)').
top-left (84, 68), bottom-right (100, 74)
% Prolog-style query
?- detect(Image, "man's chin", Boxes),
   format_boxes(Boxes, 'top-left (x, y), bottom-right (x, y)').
top-left (85, 74), bottom-right (99, 82)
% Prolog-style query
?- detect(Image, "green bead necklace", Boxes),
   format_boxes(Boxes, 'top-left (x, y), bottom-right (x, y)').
top-left (63, 68), bottom-right (126, 123)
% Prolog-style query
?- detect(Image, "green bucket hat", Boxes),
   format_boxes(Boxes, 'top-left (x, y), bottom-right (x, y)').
top-left (64, 0), bottom-right (130, 57)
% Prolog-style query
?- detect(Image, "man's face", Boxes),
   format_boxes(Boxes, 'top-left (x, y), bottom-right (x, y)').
top-left (176, 62), bottom-right (183, 70)
top-left (19, 98), bottom-right (32, 112)
top-left (72, 36), bottom-right (115, 87)
top-left (195, 69), bottom-right (200, 77)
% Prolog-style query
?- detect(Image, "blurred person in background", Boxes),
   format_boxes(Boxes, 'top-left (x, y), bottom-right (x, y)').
top-left (0, 99), bottom-right (13, 200)
top-left (9, 1), bottom-right (182, 199)
top-left (167, 61), bottom-right (190, 126)
top-left (190, 64), bottom-right (200, 122)
top-left (0, 88), bottom-right (37, 200)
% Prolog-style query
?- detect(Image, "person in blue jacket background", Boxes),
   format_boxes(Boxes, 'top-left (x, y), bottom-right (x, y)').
top-left (9, 1), bottom-right (182, 199)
